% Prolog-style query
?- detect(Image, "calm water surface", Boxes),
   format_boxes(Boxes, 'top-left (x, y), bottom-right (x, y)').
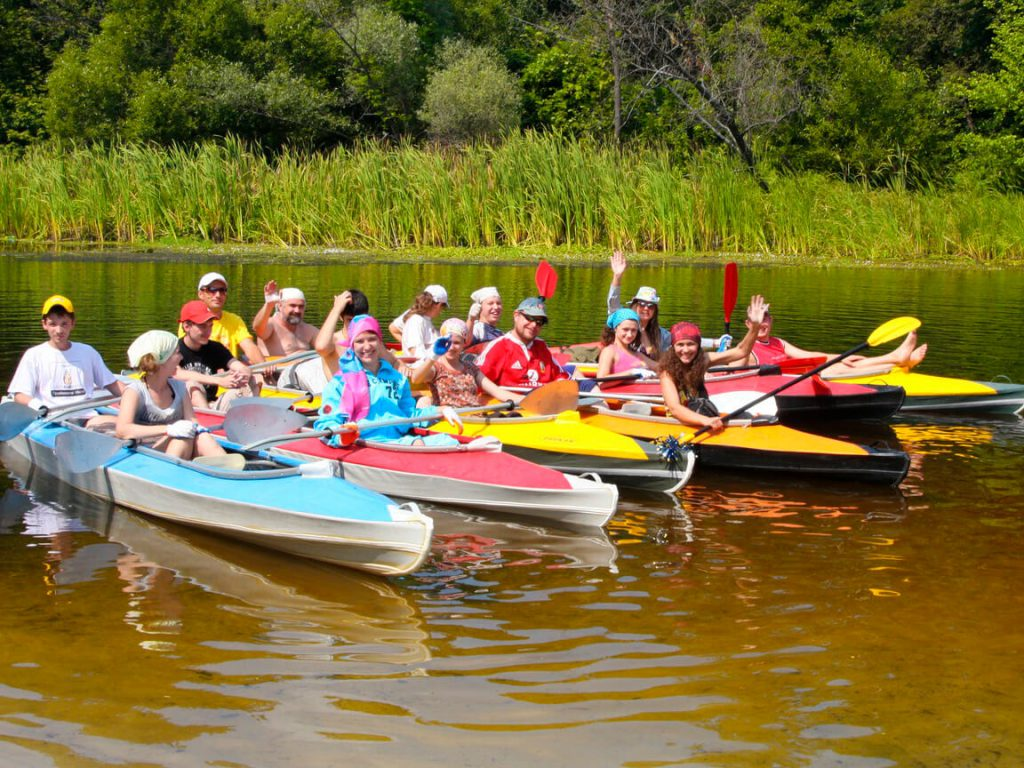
top-left (1, 250), bottom-right (1022, 767)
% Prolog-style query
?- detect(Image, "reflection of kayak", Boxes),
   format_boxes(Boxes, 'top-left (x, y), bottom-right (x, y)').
top-left (579, 402), bottom-right (911, 486)
top-left (823, 367), bottom-right (1024, 415)
top-left (428, 410), bottom-right (695, 494)
top-left (3, 417), bottom-right (433, 576)
top-left (601, 372), bottom-right (905, 424)
top-left (249, 430), bottom-right (620, 528)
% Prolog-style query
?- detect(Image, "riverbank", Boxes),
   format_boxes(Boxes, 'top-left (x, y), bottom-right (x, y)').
top-left (3, 135), bottom-right (1023, 264)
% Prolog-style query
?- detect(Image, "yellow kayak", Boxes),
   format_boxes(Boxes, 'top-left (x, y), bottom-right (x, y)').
top-left (579, 403), bottom-right (910, 486)
top-left (824, 367), bottom-right (1024, 415)
top-left (429, 409), bottom-right (694, 494)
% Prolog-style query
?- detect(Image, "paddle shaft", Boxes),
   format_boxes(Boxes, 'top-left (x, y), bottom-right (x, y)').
top-left (216, 349), bottom-right (319, 377)
top-left (688, 340), bottom-right (871, 441)
top-left (242, 400), bottom-right (517, 451)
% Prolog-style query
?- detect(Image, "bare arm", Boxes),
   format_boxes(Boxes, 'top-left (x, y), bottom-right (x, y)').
top-left (479, 375), bottom-right (522, 404)
top-left (707, 295), bottom-right (767, 366)
top-left (238, 336), bottom-right (265, 365)
top-left (607, 251), bottom-right (626, 314)
top-left (252, 281), bottom-right (278, 341)
top-left (596, 345), bottom-right (616, 380)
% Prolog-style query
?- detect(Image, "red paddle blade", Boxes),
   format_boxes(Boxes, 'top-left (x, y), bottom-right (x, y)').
top-left (535, 260), bottom-right (558, 300)
top-left (723, 262), bottom-right (738, 323)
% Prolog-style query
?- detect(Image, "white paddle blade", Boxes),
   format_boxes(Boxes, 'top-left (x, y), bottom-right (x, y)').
top-left (222, 403), bottom-right (309, 444)
top-left (55, 429), bottom-right (127, 474)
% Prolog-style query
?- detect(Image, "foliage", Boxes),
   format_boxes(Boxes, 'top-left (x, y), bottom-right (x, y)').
top-left (419, 40), bottom-right (522, 141)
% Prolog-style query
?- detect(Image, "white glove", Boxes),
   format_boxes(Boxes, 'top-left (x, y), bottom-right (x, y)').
top-left (440, 406), bottom-right (463, 433)
top-left (468, 302), bottom-right (482, 321)
top-left (632, 367), bottom-right (658, 379)
top-left (167, 419), bottom-right (197, 439)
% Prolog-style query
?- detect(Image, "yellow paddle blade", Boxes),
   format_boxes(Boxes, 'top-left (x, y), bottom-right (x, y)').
top-left (867, 316), bottom-right (920, 348)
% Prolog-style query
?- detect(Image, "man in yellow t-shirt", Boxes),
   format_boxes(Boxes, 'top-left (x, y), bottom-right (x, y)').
top-left (178, 272), bottom-right (265, 365)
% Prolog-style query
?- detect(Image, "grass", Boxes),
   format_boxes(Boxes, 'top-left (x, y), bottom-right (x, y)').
top-left (2, 133), bottom-right (1023, 262)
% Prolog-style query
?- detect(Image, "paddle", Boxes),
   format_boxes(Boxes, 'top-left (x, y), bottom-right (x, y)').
top-left (536, 260), bottom-right (558, 300)
top-left (685, 316), bottom-right (920, 444)
top-left (226, 378), bottom-right (582, 451)
top-left (0, 395), bottom-right (121, 442)
top-left (54, 427), bottom-right (247, 474)
top-left (718, 262), bottom-right (738, 352)
top-left (707, 356), bottom-right (829, 376)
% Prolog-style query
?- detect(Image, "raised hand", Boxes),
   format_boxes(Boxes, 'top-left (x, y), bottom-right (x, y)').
top-left (264, 280), bottom-right (280, 304)
top-left (610, 250), bottom-right (627, 281)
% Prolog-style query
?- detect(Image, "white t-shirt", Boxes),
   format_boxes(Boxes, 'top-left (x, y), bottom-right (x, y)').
top-left (401, 313), bottom-right (439, 358)
top-left (7, 341), bottom-right (118, 409)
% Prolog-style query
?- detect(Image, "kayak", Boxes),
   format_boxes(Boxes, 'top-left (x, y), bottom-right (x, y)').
top-left (427, 410), bottom-right (696, 494)
top-left (600, 371), bottom-right (905, 424)
top-left (227, 427), bottom-right (621, 529)
top-left (823, 367), bottom-right (1024, 415)
top-left (578, 402), bottom-right (911, 486)
top-left (2, 410), bottom-right (433, 576)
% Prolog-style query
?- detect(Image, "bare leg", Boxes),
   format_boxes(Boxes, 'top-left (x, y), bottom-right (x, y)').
top-left (164, 436), bottom-right (194, 460)
top-left (195, 432), bottom-right (226, 457)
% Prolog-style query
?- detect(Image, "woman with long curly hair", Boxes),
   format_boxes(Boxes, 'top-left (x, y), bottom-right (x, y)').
top-left (659, 295), bottom-right (767, 435)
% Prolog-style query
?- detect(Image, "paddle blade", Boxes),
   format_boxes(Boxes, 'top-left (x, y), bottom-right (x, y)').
top-left (867, 316), bottom-right (920, 347)
top-left (223, 403), bottom-right (308, 445)
top-left (55, 429), bottom-right (127, 474)
top-left (0, 402), bottom-right (42, 441)
top-left (194, 453), bottom-right (247, 470)
top-left (535, 260), bottom-right (558, 300)
top-left (723, 262), bottom-right (738, 323)
top-left (519, 379), bottom-right (580, 415)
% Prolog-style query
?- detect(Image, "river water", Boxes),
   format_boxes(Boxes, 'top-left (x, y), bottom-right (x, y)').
top-left (1, 249), bottom-right (1022, 767)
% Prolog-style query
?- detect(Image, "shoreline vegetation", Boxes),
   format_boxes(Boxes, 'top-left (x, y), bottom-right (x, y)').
top-left (2, 134), bottom-right (1022, 264)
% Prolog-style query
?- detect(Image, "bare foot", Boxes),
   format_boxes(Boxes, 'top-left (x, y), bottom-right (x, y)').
top-left (907, 343), bottom-right (927, 369)
top-left (893, 331), bottom-right (919, 367)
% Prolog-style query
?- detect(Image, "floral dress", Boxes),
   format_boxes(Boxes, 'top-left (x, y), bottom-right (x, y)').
top-left (430, 359), bottom-right (485, 407)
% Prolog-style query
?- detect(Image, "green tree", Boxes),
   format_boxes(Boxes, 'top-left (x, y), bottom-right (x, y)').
top-left (520, 40), bottom-right (613, 136)
top-left (419, 39), bottom-right (521, 141)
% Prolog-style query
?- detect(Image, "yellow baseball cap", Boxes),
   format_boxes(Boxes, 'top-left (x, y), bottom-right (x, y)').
top-left (41, 295), bottom-right (74, 315)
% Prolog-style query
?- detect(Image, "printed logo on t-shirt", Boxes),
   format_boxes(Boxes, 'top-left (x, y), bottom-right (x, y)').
top-left (50, 364), bottom-right (86, 399)
top-left (511, 361), bottom-right (523, 370)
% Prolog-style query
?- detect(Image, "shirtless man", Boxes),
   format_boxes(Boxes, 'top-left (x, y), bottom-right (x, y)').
top-left (252, 281), bottom-right (318, 357)
top-left (180, 272), bottom-right (265, 365)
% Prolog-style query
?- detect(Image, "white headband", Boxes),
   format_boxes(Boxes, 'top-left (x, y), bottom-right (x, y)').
top-left (471, 286), bottom-right (500, 303)
top-left (279, 288), bottom-right (305, 302)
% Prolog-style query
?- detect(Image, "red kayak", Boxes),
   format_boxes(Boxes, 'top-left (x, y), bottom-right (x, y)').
top-left (196, 412), bottom-right (619, 528)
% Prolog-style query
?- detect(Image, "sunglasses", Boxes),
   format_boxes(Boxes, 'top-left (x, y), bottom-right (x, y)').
top-left (203, 286), bottom-right (228, 295)
top-left (633, 300), bottom-right (657, 309)
top-left (520, 314), bottom-right (548, 327)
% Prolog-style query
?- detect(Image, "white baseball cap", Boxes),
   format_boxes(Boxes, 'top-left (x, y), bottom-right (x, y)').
top-left (198, 272), bottom-right (228, 290)
top-left (424, 284), bottom-right (448, 305)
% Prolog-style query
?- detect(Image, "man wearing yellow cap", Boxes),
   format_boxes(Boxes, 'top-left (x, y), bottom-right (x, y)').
top-left (7, 295), bottom-right (125, 412)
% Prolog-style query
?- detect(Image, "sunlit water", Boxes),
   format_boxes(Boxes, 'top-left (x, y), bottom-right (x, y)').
top-left (1, 249), bottom-right (1022, 767)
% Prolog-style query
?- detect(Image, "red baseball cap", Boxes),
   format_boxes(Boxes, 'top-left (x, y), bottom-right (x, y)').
top-left (180, 300), bottom-right (217, 324)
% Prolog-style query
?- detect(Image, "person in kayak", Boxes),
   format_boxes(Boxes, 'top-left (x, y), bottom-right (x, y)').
top-left (474, 297), bottom-right (572, 389)
top-left (735, 308), bottom-right (928, 373)
top-left (116, 330), bottom-right (227, 460)
top-left (251, 281), bottom-right (318, 358)
top-left (596, 308), bottom-right (660, 380)
top-left (423, 319), bottom-right (522, 407)
top-left (661, 295), bottom-right (769, 435)
top-left (608, 252), bottom-right (722, 356)
top-left (175, 300), bottom-right (259, 410)
top-left (391, 284), bottom-right (448, 357)
top-left (466, 286), bottom-right (504, 345)
top-left (313, 314), bottom-right (463, 446)
top-left (8, 295), bottom-right (125, 422)
top-left (181, 272), bottom-right (265, 365)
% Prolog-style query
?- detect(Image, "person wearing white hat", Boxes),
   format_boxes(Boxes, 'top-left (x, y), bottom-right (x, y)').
top-left (182, 272), bottom-right (265, 365)
top-left (8, 294), bottom-right (125, 418)
top-left (251, 280), bottom-right (319, 358)
top-left (466, 286), bottom-right (504, 344)
top-left (116, 330), bottom-right (227, 460)
top-left (395, 284), bottom-right (449, 359)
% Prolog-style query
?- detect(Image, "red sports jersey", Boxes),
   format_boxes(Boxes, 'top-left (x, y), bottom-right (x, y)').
top-left (474, 333), bottom-right (569, 389)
